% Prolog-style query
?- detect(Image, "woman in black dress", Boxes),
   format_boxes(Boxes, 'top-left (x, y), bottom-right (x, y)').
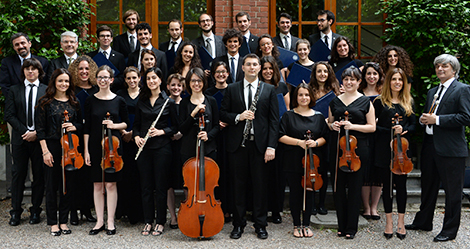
top-left (179, 68), bottom-right (219, 163)
top-left (279, 83), bottom-right (328, 238)
top-left (359, 62), bottom-right (384, 221)
top-left (115, 66), bottom-right (143, 224)
top-left (329, 36), bottom-right (364, 73)
top-left (84, 65), bottom-right (129, 235)
top-left (374, 68), bottom-right (415, 239)
top-left (133, 67), bottom-right (178, 236)
top-left (37, 68), bottom-right (82, 236)
top-left (166, 73), bottom-right (185, 229)
top-left (328, 66), bottom-right (376, 239)
top-left (67, 55), bottom-right (98, 224)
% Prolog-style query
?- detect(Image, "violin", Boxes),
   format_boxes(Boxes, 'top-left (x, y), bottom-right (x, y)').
top-left (338, 111), bottom-right (361, 172)
top-left (179, 109), bottom-right (224, 238)
top-left (301, 130), bottom-right (323, 211)
top-left (60, 110), bottom-right (83, 171)
top-left (391, 113), bottom-right (413, 175)
top-left (101, 112), bottom-right (123, 174)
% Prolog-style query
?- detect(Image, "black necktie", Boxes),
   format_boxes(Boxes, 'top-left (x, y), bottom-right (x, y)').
top-left (27, 84), bottom-right (34, 128)
top-left (170, 41), bottom-right (177, 52)
top-left (102, 50), bottom-right (108, 59)
top-left (230, 57), bottom-right (236, 82)
top-left (324, 36), bottom-right (329, 48)
top-left (284, 35), bottom-right (289, 50)
top-left (247, 84), bottom-right (252, 109)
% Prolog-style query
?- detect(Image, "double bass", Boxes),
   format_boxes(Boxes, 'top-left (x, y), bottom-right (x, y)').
top-left (391, 113), bottom-right (413, 175)
top-left (338, 111), bottom-right (361, 172)
top-left (60, 110), bottom-right (84, 194)
top-left (301, 130), bottom-right (322, 211)
top-left (179, 110), bottom-right (224, 238)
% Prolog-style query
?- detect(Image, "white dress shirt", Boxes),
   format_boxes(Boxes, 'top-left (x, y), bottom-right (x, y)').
top-left (24, 79), bottom-right (39, 130)
top-left (425, 77), bottom-right (454, 135)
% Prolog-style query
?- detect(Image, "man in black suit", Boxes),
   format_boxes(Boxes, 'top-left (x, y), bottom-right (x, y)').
top-left (87, 25), bottom-right (126, 92)
top-left (308, 10), bottom-right (341, 51)
top-left (406, 54), bottom-right (470, 242)
top-left (47, 31), bottom-right (79, 77)
top-left (159, 19), bottom-right (184, 53)
top-left (235, 12), bottom-right (259, 54)
top-left (5, 58), bottom-right (47, 226)
top-left (220, 54), bottom-right (279, 240)
top-left (273, 13), bottom-right (300, 52)
top-left (112, 9), bottom-right (141, 59)
top-left (191, 14), bottom-right (226, 59)
top-left (212, 29), bottom-right (244, 85)
top-left (0, 33), bottom-right (49, 98)
top-left (127, 23), bottom-right (168, 80)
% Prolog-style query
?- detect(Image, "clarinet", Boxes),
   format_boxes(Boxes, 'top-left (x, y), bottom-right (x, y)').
top-left (241, 83), bottom-right (262, 147)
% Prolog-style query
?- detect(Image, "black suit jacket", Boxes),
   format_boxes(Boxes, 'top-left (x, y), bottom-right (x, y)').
top-left (212, 55), bottom-right (244, 84)
top-left (87, 49), bottom-right (126, 92)
top-left (158, 40), bottom-right (184, 52)
top-left (127, 46), bottom-right (168, 80)
top-left (273, 34), bottom-right (301, 52)
top-left (112, 32), bottom-right (140, 59)
top-left (220, 80), bottom-right (279, 154)
top-left (47, 55), bottom-right (69, 78)
top-left (423, 80), bottom-right (470, 157)
top-left (5, 83), bottom-right (47, 145)
top-left (308, 32), bottom-right (341, 48)
top-left (0, 54), bottom-right (49, 98)
top-left (191, 35), bottom-right (226, 58)
top-left (245, 33), bottom-right (259, 54)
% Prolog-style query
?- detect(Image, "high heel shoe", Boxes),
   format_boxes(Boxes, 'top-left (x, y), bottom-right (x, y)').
top-left (70, 211), bottom-right (79, 226)
top-left (383, 232), bottom-right (393, 239)
top-left (396, 232), bottom-right (406, 240)
top-left (89, 225), bottom-right (105, 235)
top-left (81, 209), bottom-right (97, 222)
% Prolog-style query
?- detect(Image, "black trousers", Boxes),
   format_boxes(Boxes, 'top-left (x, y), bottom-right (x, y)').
top-left (44, 140), bottom-right (73, 225)
top-left (267, 148), bottom-right (285, 216)
top-left (137, 144), bottom-right (171, 225)
top-left (286, 171), bottom-right (313, 226)
top-left (10, 141), bottom-right (44, 216)
top-left (379, 167), bottom-right (407, 213)
top-left (230, 140), bottom-right (268, 228)
top-left (412, 135), bottom-right (465, 237)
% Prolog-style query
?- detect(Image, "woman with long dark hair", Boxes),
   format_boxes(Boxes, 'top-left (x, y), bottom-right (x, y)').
top-left (329, 36), bottom-right (364, 73)
top-left (256, 34), bottom-right (284, 69)
top-left (170, 42), bottom-right (203, 78)
top-left (37, 68), bottom-right (82, 236)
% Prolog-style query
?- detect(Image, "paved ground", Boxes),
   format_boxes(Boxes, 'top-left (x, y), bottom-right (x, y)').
top-left (0, 195), bottom-right (469, 249)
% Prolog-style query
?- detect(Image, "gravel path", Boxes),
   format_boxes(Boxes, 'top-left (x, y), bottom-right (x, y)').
top-left (0, 199), bottom-right (469, 249)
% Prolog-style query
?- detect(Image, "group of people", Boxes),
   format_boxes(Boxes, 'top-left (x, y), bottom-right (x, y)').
top-left (1, 8), bottom-right (469, 244)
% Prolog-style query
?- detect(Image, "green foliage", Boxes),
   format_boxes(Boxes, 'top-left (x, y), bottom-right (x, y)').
top-left (0, 0), bottom-right (96, 61)
top-left (377, 0), bottom-right (470, 111)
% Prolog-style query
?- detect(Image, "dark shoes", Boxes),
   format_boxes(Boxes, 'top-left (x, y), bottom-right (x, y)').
top-left (255, 227), bottom-right (268, 239)
top-left (82, 210), bottom-right (97, 222)
top-left (62, 228), bottom-right (72, 235)
top-left (29, 213), bottom-right (41, 224)
top-left (311, 207), bottom-right (318, 215)
top-left (9, 214), bottom-right (20, 226)
top-left (51, 229), bottom-right (61, 236)
top-left (230, 226), bottom-right (244, 239)
top-left (169, 223), bottom-right (178, 229)
top-left (404, 224), bottom-right (432, 231)
top-left (269, 214), bottom-right (282, 224)
top-left (318, 207), bottom-right (328, 215)
top-left (106, 228), bottom-right (116, 235)
top-left (70, 211), bottom-right (79, 226)
top-left (433, 234), bottom-right (455, 242)
top-left (89, 225), bottom-right (105, 235)
top-left (396, 232), bottom-right (406, 240)
top-left (383, 232), bottom-right (393, 239)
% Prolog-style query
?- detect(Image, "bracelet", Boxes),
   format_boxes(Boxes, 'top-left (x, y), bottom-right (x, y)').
top-left (315, 141), bottom-right (319, 147)
top-left (296, 140), bottom-right (300, 146)
top-left (42, 151), bottom-right (50, 156)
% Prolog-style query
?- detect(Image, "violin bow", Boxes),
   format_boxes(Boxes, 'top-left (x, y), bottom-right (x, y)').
top-left (61, 113), bottom-right (66, 195)
top-left (303, 139), bottom-right (307, 212)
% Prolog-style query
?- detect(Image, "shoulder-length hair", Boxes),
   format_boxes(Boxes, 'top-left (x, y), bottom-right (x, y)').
top-left (308, 61), bottom-right (340, 96)
top-left (140, 67), bottom-right (163, 100)
top-left (379, 68), bottom-right (413, 116)
top-left (259, 56), bottom-right (281, 88)
top-left (139, 49), bottom-right (157, 76)
top-left (256, 34), bottom-right (280, 59)
top-left (21, 58), bottom-right (45, 81)
top-left (173, 42), bottom-right (202, 74)
top-left (359, 62), bottom-right (384, 93)
top-left (372, 45), bottom-right (414, 77)
top-left (38, 68), bottom-right (79, 109)
top-left (185, 67), bottom-right (207, 95)
top-left (292, 83), bottom-right (316, 108)
top-left (68, 55), bottom-right (98, 86)
top-left (330, 36), bottom-right (356, 63)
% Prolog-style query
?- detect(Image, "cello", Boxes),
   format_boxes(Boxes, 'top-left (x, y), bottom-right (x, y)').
top-left (338, 111), bottom-right (361, 172)
top-left (179, 109), bottom-right (224, 239)
top-left (60, 110), bottom-right (84, 194)
top-left (301, 130), bottom-right (323, 211)
top-left (391, 113), bottom-right (413, 175)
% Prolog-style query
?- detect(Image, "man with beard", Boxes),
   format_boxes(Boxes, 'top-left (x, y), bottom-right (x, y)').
top-left (159, 19), bottom-right (184, 53)
top-left (192, 13), bottom-right (226, 59)
top-left (273, 13), bottom-right (300, 52)
top-left (235, 12), bottom-right (258, 54)
top-left (127, 22), bottom-right (168, 81)
top-left (113, 9), bottom-right (141, 59)
top-left (0, 33), bottom-right (49, 98)
top-left (308, 10), bottom-right (340, 51)
top-left (47, 31), bottom-right (79, 77)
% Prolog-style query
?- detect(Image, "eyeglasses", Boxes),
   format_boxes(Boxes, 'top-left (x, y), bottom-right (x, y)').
top-left (97, 76), bottom-right (111, 81)
top-left (190, 79), bottom-right (203, 84)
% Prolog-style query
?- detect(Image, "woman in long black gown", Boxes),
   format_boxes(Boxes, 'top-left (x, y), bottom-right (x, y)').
top-left (328, 66), bottom-right (375, 239)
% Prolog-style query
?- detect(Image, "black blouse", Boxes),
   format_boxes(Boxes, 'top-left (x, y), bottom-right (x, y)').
top-left (373, 97), bottom-right (416, 167)
top-left (179, 95), bottom-right (219, 156)
top-left (132, 91), bottom-right (179, 149)
top-left (279, 110), bottom-right (328, 173)
top-left (117, 89), bottom-right (139, 131)
top-left (331, 58), bottom-right (364, 73)
top-left (329, 95), bottom-right (371, 139)
top-left (36, 99), bottom-right (82, 141)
